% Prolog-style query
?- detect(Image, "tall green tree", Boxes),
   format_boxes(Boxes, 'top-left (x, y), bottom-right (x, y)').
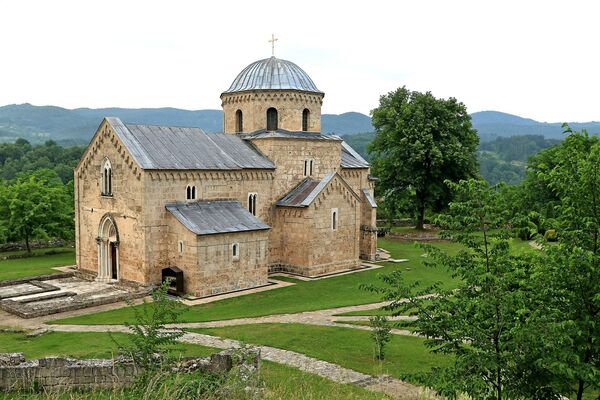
top-left (0, 169), bottom-right (73, 253)
top-left (369, 87), bottom-right (479, 229)
top-left (527, 126), bottom-right (600, 399)
top-left (364, 179), bottom-right (556, 399)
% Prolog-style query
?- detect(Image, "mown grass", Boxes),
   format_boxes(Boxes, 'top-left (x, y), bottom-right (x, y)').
top-left (52, 239), bottom-right (462, 325)
top-left (0, 330), bottom-right (214, 359)
top-left (337, 236), bottom-right (535, 317)
top-left (0, 331), bottom-right (388, 400)
top-left (0, 247), bottom-right (75, 282)
top-left (191, 323), bottom-right (451, 381)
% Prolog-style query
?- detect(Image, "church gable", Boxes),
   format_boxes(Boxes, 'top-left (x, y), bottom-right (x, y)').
top-left (276, 172), bottom-right (360, 210)
top-left (75, 118), bottom-right (142, 182)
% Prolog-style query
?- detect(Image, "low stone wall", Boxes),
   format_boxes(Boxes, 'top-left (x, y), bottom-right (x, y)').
top-left (0, 349), bottom-right (260, 392)
top-left (0, 353), bottom-right (137, 391)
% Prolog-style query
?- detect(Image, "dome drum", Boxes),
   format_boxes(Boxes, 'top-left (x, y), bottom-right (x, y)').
top-left (222, 56), bottom-right (324, 134)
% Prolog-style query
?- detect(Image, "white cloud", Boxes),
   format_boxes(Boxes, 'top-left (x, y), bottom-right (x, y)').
top-left (0, 0), bottom-right (598, 122)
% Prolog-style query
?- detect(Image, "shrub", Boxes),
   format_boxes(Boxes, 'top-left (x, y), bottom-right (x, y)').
top-left (111, 281), bottom-right (184, 379)
top-left (544, 229), bottom-right (558, 242)
top-left (369, 315), bottom-right (391, 361)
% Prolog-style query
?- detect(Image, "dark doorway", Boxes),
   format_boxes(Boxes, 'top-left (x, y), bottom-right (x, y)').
top-left (110, 242), bottom-right (118, 280)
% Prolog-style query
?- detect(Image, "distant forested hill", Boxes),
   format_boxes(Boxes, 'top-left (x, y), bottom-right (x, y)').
top-left (472, 111), bottom-right (600, 141)
top-left (0, 104), bottom-right (373, 145)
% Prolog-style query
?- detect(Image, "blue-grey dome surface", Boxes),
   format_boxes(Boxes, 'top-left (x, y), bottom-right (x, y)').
top-left (223, 57), bottom-right (322, 94)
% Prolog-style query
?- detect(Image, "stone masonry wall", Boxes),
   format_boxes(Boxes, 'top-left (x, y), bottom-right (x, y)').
top-left (0, 349), bottom-right (260, 392)
top-left (360, 191), bottom-right (378, 261)
top-left (75, 120), bottom-right (146, 283)
top-left (142, 170), bottom-right (274, 287)
top-left (0, 354), bottom-right (137, 391)
top-left (249, 137), bottom-right (343, 264)
top-left (165, 214), bottom-right (269, 297)
top-left (274, 174), bottom-right (361, 276)
top-left (221, 90), bottom-right (324, 133)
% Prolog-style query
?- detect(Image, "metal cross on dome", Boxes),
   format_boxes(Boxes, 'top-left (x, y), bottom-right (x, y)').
top-left (269, 34), bottom-right (278, 57)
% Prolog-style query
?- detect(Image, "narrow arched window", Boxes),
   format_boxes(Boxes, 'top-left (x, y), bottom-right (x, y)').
top-left (302, 109), bottom-right (310, 131)
top-left (331, 208), bottom-right (338, 231)
top-left (232, 243), bottom-right (239, 260)
top-left (186, 185), bottom-right (196, 200)
top-left (101, 158), bottom-right (112, 196)
top-left (235, 109), bottom-right (243, 133)
top-left (267, 108), bottom-right (278, 131)
top-left (248, 193), bottom-right (257, 216)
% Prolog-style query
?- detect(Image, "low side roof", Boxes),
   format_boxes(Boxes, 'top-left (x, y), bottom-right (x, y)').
top-left (166, 200), bottom-right (270, 236)
top-left (276, 172), bottom-right (360, 208)
top-left (275, 178), bottom-right (321, 207)
top-left (340, 141), bottom-right (369, 168)
top-left (106, 117), bottom-right (274, 170)
top-left (242, 129), bottom-right (341, 141)
top-left (362, 188), bottom-right (377, 208)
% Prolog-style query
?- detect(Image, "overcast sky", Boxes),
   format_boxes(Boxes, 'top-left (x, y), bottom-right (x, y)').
top-left (1, 0), bottom-right (598, 122)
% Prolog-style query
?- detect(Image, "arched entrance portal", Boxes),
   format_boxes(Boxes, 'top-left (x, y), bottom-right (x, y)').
top-left (96, 214), bottom-right (119, 282)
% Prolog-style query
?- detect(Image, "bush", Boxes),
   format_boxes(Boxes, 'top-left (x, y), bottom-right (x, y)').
top-left (544, 229), bottom-right (558, 242)
top-left (111, 281), bottom-right (184, 380)
top-left (369, 315), bottom-right (391, 361)
top-left (518, 221), bottom-right (538, 241)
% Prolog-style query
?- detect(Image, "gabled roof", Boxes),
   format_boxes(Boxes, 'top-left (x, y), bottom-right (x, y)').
top-left (106, 117), bottom-right (274, 170)
top-left (276, 172), bottom-right (360, 208)
top-left (340, 141), bottom-right (369, 169)
top-left (275, 178), bottom-right (321, 207)
top-left (166, 200), bottom-right (270, 236)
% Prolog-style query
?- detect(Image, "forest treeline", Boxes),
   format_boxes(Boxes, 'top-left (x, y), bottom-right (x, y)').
top-left (343, 132), bottom-right (561, 185)
top-left (0, 139), bottom-right (83, 249)
top-left (0, 133), bottom-right (571, 247)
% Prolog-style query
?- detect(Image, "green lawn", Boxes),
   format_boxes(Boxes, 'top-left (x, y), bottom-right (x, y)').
top-left (0, 247), bottom-right (75, 282)
top-left (0, 330), bottom-right (214, 359)
top-left (335, 320), bottom-right (417, 332)
top-left (191, 323), bottom-right (450, 381)
top-left (338, 236), bottom-right (535, 317)
top-left (0, 330), bottom-right (387, 400)
top-left (52, 239), bottom-right (462, 325)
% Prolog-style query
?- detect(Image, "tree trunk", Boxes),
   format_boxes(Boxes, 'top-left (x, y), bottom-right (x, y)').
top-left (576, 379), bottom-right (584, 400)
top-left (25, 234), bottom-right (31, 255)
top-left (416, 204), bottom-right (425, 230)
top-left (497, 367), bottom-right (502, 400)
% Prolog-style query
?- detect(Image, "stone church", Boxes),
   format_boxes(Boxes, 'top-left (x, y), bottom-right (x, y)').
top-left (74, 56), bottom-right (378, 297)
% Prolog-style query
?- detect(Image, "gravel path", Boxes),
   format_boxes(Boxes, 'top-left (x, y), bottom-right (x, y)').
top-left (25, 299), bottom-right (433, 398)
top-left (46, 324), bottom-right (425, 399)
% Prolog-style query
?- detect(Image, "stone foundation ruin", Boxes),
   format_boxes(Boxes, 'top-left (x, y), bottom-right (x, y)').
top-left (0, 349), bottom-right (260, 392)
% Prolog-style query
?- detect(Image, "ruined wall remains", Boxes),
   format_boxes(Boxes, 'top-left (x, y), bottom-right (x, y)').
top-left (0, 349), bottom-right (260, 392)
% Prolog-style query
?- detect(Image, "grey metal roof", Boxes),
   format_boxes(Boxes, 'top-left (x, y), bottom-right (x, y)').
top-left (362, 188), bottom-right (377, 208)
top-left (276, 173), bottom-right (339, 208)
top-left (242, 129), bottom-right (341, 141)
top-left (275, 178), bottom-right (320, 207)
top-left (105, 117), bottom-right (274, 170)
top-left (166, 200), bottom-right (270, 236)
top-left (340, 141), bottom-right (370, 169)
top-left (223, 57), bottom-right (323, 94)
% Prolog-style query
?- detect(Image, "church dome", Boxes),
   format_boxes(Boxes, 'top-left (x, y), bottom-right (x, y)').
top-left (223, 57), bottom-right (322, 94)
